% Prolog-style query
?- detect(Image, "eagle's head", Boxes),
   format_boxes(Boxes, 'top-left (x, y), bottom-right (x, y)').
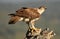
top-left (39, 6), bottom-right (47, 9)
top-left (38, 6), bottom-right (47, 15)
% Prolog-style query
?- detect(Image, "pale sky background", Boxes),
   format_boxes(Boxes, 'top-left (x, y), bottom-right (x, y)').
top-left (0, 0), bottom-right (60, 3)
top-left (0, 0), bottom-right (60, 39)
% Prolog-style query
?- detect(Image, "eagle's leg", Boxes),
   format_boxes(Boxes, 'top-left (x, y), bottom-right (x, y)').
top-left (26, 20), bottom-right (35, 29)
top-left (29, 18), bottom-right (39, 30)
top-left (27, 21), bottom-right (35, 30)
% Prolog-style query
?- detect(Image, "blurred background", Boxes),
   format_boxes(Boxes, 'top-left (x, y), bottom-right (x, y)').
top-left (0, 0), bottom-right (60, 39)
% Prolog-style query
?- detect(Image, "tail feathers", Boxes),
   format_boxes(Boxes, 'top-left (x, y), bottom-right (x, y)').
top-left (22, 7), bottom-right (28, 9)
top-left (8, 13), bottom-right (16, 16)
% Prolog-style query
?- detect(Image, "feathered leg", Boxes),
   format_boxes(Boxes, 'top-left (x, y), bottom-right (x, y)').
top-left (29, 18), bottom-right (39, 30)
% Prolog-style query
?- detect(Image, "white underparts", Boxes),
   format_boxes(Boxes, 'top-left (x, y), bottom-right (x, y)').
top-left (19, 17), bottom-right (29, 22)
top-left (19, 17), bottom-right (24, 21)
top-left (31, 18), bottom-right (39, 22)
top-left (24, 18), bottom-right (29, 21)
top-left (37, 8), bottom-right (45, 15)
top-left (19, 17), bottom-right (39, 29)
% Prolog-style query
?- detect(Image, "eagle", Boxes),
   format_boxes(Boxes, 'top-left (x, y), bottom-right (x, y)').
top-left (8, 6), bottom-right (47, 29)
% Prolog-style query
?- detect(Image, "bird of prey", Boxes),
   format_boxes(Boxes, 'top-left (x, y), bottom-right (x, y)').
top-left (8, 6), bottom-right (47, 29)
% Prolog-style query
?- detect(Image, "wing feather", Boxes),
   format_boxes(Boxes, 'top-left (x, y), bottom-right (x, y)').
top-left (16, 8), bottom-right (40, 19)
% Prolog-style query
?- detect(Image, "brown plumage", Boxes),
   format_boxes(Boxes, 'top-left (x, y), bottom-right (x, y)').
top-left (8, 6), bottom-right (47, 29)
top-left (16, 8), bottom-right (40, 19)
